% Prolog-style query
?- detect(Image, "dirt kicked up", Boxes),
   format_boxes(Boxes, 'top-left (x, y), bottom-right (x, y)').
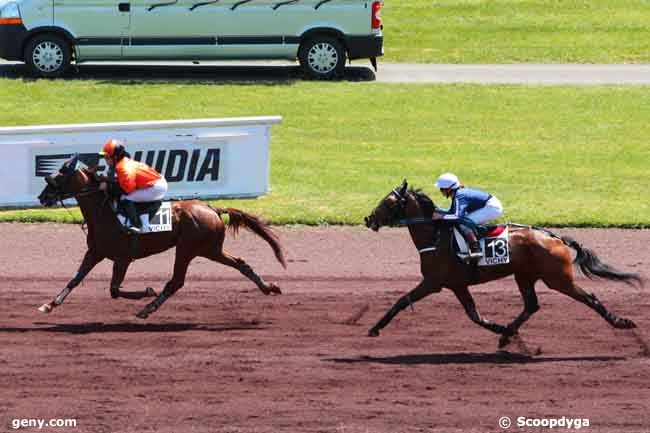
top-left (1, 223), bottom-right (649, 433)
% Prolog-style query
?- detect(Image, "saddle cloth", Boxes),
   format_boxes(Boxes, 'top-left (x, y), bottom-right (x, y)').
top-left (113, 200), bottom-right (173, 233)
top-left (453, 225), bottom-right (510, 266)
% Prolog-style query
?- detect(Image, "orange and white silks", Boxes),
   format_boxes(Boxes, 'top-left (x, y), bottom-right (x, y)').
top-left (115, 157), bottom-right (162, 195)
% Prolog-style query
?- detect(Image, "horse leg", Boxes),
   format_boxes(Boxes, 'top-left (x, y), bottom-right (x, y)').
top-left (451, 285), bottom-right (510, 336)
top-left (499, 274), bottom-right (541, 348)
top-left (109, 260), bottom-right (156, 300)
top-left (38, 249), bottom-right (103, 313)
top-left (542, 270), bottom-right (636, 329)
top-left (368, 279), bottom-right (440, 337)
top-left (135, 251), bottom-right (193, 319)
top-left (201, 250), bottom-right (281, 295)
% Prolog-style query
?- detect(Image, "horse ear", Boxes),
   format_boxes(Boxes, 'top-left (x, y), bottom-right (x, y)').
top-left (400, 179), bottom-right (408, 194)
top-left (65, 154), bottom-right (80, 171)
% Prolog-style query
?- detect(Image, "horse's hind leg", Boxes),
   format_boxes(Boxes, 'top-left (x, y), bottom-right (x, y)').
top-left (542, 267), bottom-right (636, 329)
top-left (201, 250), bottom-right (281, 295)
top-left (452, 286), bottom-right (510, 336)
top-left (109, 260), bottom-right (156, 300)
top-left (136, 250), bottom-right (194, 319)
top-left (499, 274), bottom-right (541, 348)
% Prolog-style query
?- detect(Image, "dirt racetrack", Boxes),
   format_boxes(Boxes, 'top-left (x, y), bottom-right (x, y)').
top-left (1, 223), bottom-right (649, 433)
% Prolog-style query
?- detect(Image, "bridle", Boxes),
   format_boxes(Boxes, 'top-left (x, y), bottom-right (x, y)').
top-left (376, 186), bottom-right (442, 254)
top-left (384, 188), bottom-right (436, 227)
top-left (44, 172), bottom-right (77, 202)
top-left (41, 163), bottom-right (103, 235)
top-left (385, 187), bottom-right (408, 225)
top-left (44, 169), bottom-right (101, 200)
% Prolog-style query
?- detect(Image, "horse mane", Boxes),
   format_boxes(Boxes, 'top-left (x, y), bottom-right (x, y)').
top-left (85, 165), bottom-right (101, 174)
top-left (408, 188), bottom-right (436, 217)
top-left (81, 166), bottom-right (102, 185)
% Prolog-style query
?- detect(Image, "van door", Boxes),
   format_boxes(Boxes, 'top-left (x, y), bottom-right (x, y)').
top-left (214, 2), bottom-right (294, 59)
top-left (123, 0), bottom-right (218, 59)
top-left (54, 0), bottom-right (129, 59)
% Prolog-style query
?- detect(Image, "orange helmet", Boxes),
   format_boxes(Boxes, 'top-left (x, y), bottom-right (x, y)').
top-left (99, 139), bottom-right (124, 157)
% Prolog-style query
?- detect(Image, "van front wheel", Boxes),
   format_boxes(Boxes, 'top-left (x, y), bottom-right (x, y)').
top-left (24, 34), bottom-right (71, 78)
top-left (299, 36), bottom-right (345, 80)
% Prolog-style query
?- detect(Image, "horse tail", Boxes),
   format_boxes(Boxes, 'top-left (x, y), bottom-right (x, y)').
top-left (560, 235), bottom-right (643, 288)
top-left (210, 206), bottom-right (287, 269)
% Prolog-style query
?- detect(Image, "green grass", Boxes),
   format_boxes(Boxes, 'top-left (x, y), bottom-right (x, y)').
top-left (1, 79), bottom-right (649, 226)
top-left (384, 0), bottom-right (650, 63)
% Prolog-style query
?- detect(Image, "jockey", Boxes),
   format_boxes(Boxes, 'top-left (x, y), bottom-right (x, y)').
top-left (98, 139), bottom-right (168, 233)
top-left (431, 172), bottom-right (503, 261)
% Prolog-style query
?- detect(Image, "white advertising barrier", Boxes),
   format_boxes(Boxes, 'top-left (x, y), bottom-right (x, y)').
top-left (0, 116), bottom-right (282, 207)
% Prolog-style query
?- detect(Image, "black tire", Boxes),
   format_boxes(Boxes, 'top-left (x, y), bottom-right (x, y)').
top-left (24, 34), bottom-right (71, 78)
top-left (298, 35), bottom-right (346, 80)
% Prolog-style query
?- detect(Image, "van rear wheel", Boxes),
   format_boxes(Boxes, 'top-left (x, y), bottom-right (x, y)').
top-left (298, 36), bottom-right (345, 80)
top-left (24, 34), bottom-right (71, 78)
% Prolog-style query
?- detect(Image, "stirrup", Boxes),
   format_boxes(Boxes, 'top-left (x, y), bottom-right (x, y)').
top-left (463, 251), bottom-right (483, 263)
top-left (126, 226), bottom-right (141, 234)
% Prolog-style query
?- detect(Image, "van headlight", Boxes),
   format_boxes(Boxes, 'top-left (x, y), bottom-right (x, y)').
top-left (0, 1), bottom-right (22, 21)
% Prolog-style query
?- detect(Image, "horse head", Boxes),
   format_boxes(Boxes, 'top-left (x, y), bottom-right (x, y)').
top-left (365, 180), bottom-right (436, 231)
top-left (38, 154), bottom-right (99, 207)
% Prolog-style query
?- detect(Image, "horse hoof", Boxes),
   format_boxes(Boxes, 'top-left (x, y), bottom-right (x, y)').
top-left (268, 283), bottom-right (282, 295)
top-left (498, 335), bottom-right (511, 348)
top-left (145, 287), bottom-right (157, 297)
top-left (38, 303), bottom-right (53, 314)
top-left (135, 311), bottom-right (149, 320)
top-left (616, 319), bottom-right (637, 329)
top-left (368, 329), bottom-right (380, 337)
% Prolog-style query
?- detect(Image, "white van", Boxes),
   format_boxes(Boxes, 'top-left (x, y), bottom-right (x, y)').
top-left (0, 0), bottom-right (383, 79)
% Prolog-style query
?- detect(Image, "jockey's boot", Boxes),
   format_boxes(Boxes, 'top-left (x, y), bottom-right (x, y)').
top-left (140, 213), bottom-right (150, 233)
top-left (465, 232), bottom-right (483, 262)
top-left (122, 200), bottom-right (141, 234)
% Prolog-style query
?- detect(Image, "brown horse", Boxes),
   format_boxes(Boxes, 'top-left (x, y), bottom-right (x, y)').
top-left (364, 180), bottom-right (643, 348)
top-left (37, 155), bottom-right (286, 319)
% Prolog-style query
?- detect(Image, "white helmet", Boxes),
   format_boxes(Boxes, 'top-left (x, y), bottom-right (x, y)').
top-left (435, 172), bottom-right (460, 190)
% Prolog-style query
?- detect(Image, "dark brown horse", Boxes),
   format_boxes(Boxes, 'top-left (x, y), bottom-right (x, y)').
top-left (364, 180), bottom-right (642, 348)
top-left (37, 155), bottom-right (286, 319)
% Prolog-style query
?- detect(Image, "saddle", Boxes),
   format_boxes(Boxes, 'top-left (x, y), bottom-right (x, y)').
top-left (476, 224), bottom-right (507, 239)
top-left (117, 200), bottom-right (163, 220)
top-left (452, 223), bottom-right (510, 267)
top-left (112, 200), bottom-right (173, 234)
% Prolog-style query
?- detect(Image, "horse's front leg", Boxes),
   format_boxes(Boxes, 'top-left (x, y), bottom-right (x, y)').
top-left (38, 249), bottom-right (103, 313)
top-left (368, 279), bottom-right (440, 337)
top-left (109, 260), bottom-right (157, 300)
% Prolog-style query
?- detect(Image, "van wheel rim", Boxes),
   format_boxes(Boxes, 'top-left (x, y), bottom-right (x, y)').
top-left (307, 42), bottom-right (338, 74)
top-left (32, 42), bottom-right (64, 73)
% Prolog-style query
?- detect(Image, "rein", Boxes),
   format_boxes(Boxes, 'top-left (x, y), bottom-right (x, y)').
top-left (395, 217), bottom-right (433, 227)
top-left (57, 197), bottom-right (87, 235)
top-left (77, 187), bottom-right (102, 197)
top-left (393, 194), bottom-right (439, 253)
top-left (395, 217), bottom-right (439, 254)
top-left (56, 187), bottom-right (103, 236)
